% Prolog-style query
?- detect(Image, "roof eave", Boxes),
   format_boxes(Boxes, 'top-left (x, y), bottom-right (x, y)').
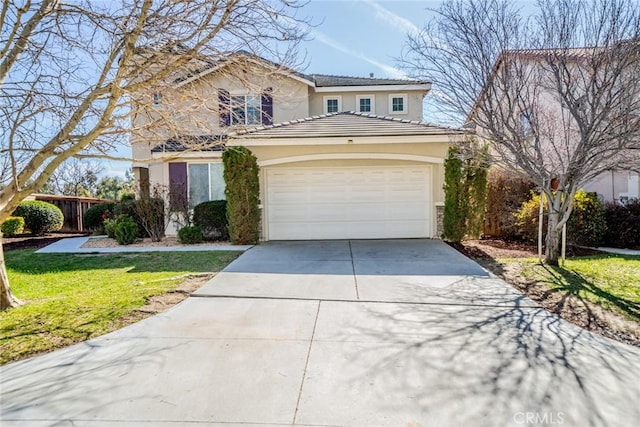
top-left (314, 83), bottom-right (431, 93)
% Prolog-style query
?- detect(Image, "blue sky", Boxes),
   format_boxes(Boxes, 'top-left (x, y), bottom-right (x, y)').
top-left (105, 0), bottom-right (442, 178)
top-left (299, 0), bottom-right (441, 79)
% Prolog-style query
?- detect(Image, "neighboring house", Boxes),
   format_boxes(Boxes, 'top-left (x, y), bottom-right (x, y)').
top-left (469, 46), bottom-right (640, 204)
top-left (131, 52), bottom-right (463, 240)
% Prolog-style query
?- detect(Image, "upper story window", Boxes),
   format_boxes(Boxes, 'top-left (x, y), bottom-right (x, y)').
top-left (152, 92), bottom-right (162, 105)
top-left (389, 94), bottom-right (407, 114)
top-left (324, 96), bottom-right (342, 114)
top-left (219, 88), bottom-right (273, 127)
top-left (231, 95), bottom-right (261, 125)
top-left (356, 95), bottom-right (375, 114)
top-left (519, 110), bottom-right (533, 137)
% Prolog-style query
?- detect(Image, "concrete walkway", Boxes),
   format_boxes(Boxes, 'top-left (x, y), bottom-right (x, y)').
top-left (2, 239), bottom-right (640, 426)
top-left (595, 246), bottom-right (640, 256)
top-left (35, 236), bottom-right (252, 253)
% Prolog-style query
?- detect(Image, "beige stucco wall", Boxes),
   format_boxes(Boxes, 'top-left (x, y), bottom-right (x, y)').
top-left (583, 170), bottom-right (639, 202)
top-left (130, 61), bottom-right (311, 164)
top-left (308, 90), bottom-right (426, 121)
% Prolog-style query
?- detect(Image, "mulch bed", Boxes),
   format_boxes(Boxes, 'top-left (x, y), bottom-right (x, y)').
top-left (2, 233), bottom-right (89, 251)
top-left (451, 239), bottom-right (640, 347)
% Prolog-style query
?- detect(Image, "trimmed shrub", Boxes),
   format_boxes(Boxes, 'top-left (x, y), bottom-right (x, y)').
top-left (178, 225), bottom-right (204, 244)
top-left (223, 147), bottom-right (260, 245)
top-left (114, 215), bottom-right (138, 245)
top-left (1, 216), bottom-right (25, 237)
top-left (567, 191), bottom-right (606, 247)
top-left (193, 200), bottom-right (228, 241)
top-left (604, 199), bottom-right (640, 249)
top-left (103, 218), bottom-right (117, 239)
top-left (515, 190), bottom-right (607, 246)
top-left (483, 171), bottom-right (536, 238)
top-left (14, 200), bottom-right (64, 235)
top-left (83, 203), bottom-right (115, 233)
top-left (515, 192), bottom-right (546, 243)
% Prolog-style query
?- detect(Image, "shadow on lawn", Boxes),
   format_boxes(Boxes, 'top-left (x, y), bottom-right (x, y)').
top-left (541, 263), bottom-right (640, 320)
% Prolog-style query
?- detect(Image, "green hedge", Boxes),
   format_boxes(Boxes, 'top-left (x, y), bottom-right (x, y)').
top-left (604, 199), bottom-right (640, 249)
top-left (515, 190), bottom-right (607, 247)
top-left (14, 200), bottom-right (64, 235)
top-left (178, 225), bottom-right (204, 244)
top-left (83, 203), bottom-right (115, 232)
top-left (193, 200), bottom-right (228, 241)
top-left (114, 215), bottom-right (138, 245)
top-left (1, 216), bottom-right (25, 237)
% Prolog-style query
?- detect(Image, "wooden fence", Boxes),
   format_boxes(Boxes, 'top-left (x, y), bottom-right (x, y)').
top-left (30, 194), bottom-right (113, 233)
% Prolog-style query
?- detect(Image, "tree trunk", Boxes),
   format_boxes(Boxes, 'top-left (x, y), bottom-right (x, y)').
top-left (0, 233), bottom-right (23, 310)
top-left (544, 195), bottom-right (562, 266)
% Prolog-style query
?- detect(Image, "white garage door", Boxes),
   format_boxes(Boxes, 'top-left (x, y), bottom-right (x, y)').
top-left (266, 166), bottom-right (432, 240)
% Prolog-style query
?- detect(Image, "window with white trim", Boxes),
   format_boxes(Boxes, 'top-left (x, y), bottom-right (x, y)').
top-left (519, 110), bottom-right (533, 136)
top-left (231, 95), bottom-right (261, 125)
top-left (188, 163), bottom-right (225, 207)
top-left (389, 94), bottom-right (407, 114)
top-left (356, 95), bottom-right (375, 113)
top-left (324, 96), bottom-right (342, 114)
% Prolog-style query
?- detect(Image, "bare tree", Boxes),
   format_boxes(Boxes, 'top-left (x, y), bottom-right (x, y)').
top-left (403, 0), bottom-right (640, 265)
top-left (0, 0), bottom-right (309, 309)
top-left (42, 158), bottom-right (103, 196)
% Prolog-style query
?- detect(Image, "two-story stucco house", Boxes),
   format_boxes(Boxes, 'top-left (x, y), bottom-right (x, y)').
top-left (131, 52), bottom-right (463, 240)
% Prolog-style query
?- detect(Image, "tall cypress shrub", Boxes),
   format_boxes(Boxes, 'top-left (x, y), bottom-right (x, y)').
top-left (443, 146), bottom-right (467, 242)
top-left (223, 146), bottom-right (260, 245)
top-left (443, 143), bottom-right (489, 242)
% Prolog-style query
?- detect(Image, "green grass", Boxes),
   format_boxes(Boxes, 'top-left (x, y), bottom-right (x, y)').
top-left (0, 250), bottom-right (239, 364)
top-left (503, 254), bottom-right (640, 320)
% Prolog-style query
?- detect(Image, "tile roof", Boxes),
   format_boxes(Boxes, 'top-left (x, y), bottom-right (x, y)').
top-left (151, 135), bottom-right (225, 152)
top-left (310, 74), bottom-right (428, 87)
top-left (230, 111), bottom-right (463, 139)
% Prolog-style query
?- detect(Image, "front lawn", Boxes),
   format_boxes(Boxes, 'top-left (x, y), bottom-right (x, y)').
top-left (512, 255), bottom-right (640, 320)
top-left (487, 253), bottom-right (640, 345)
top-left (0, 250), bottom-right (239, 364)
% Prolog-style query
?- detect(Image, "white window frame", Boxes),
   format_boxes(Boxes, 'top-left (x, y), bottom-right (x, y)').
top-left (230, 94), bottom-right (261, 126)
top-left (187, 162), bottom-right (226, 207)
top-left (388, 94), bottom-right (408, 114)
top-left (323, 96), bottom-right (342, 114)
top-left (356, 94), bottom-right (375, 114)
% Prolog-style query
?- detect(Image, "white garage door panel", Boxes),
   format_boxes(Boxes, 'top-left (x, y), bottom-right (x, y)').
top-left (266, 166), bottom-right (432, 240)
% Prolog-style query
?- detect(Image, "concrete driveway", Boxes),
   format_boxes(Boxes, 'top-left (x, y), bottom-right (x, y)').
top-left (1, 239), bottom-right (639, 426)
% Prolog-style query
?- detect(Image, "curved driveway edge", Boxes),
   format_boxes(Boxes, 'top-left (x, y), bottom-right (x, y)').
top-left (2, 239), bottom-right (639, 426)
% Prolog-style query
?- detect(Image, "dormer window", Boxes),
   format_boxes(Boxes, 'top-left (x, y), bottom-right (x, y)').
top-left (389, 94), bottom-right (407, 114)
top-left (324, 96), bottom-right (342, 114)
top-left (357, 95), bottom-right (375, 114)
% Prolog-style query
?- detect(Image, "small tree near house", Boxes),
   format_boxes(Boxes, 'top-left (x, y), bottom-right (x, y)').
top-left (403, 0), bottom-right (640, 265)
